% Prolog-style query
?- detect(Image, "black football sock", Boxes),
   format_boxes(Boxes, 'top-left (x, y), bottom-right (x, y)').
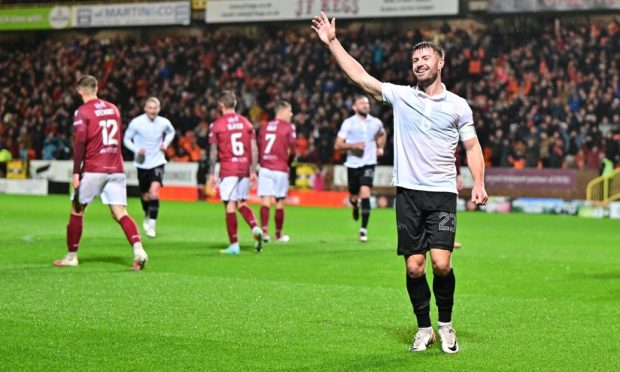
top-left (349, 197), bottom-right (358, 207)
top-left (361, 198), bottom-right (371, 229)
top-left (406, 274), bottom-right (432, 328)
top-left (148, 199), bottom-right (159, 220)
top-left (433, 269), bottom-right (456, 323)
top-left (141, 198), bottom-right (149, 216)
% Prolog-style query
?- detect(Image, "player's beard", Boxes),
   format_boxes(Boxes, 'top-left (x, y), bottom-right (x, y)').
top-left (416, 69), bottom-right (439, 88)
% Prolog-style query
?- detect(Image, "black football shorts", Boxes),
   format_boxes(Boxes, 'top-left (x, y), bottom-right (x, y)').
top-left (347, 165), bottom-right (375, 195)
top-left (395, 187), bottom-right (457, 256)
top-left (137, 165), bottom-right (165, 193)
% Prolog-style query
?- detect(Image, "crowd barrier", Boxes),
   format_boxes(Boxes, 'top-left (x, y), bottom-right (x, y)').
top-left (6, 161), bottom-right (610, 214)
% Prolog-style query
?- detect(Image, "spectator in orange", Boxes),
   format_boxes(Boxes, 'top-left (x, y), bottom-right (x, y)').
top-left (179, 131), bottom-right (201, 162)
top-left (295, 134), bottom-right (308, 160)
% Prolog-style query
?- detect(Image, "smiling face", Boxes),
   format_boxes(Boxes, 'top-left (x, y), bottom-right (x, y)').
top-left (411, 47), bottom-right (444, 86)
top-left (144, 99), bottom-right (161, 121)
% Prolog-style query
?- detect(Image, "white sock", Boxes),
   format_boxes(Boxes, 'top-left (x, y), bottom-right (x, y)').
top-left (67, 252), bottom-right (77, 260)
top-left (132, 242), bottom-right (144, 256)
top-left (438, 321), bottom-right (452, 328)
top-left (360, 227), bottom-right (367, 234)
top-left (149, 219), bottom-right (156, 228)
top-left (230, 242), bottom-right (240, 249)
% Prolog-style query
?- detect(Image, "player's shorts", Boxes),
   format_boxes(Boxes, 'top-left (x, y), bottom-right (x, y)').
top-left (395, 187), bottom-right (456, 256)
top-left (257, 168), bottom-right (289, 199)
top-left (73, 172), bottom-right (127, 206)
top-left (347, 165), bottom-right (375, 195)
top-left (137, 165), bottom-right (164, 193)
top-left (219, 176), bottom-right (250, 202)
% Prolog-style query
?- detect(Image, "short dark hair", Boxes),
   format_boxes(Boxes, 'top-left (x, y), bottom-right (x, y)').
top-left (412, 41), bottom-right (445, 59)
top-left (218, 90), bottom-right (237, 109)
top-left (76, 75), bottom-right (97, 92)
top-left (353, 94), bottom-right (369, 103)
top-left (274, 100), bottom-right (291, 114)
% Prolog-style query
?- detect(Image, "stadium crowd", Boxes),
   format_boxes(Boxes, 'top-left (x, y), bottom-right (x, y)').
top-left (1, 17), bottom-right (619, 171)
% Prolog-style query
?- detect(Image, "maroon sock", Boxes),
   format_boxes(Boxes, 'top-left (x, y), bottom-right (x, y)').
top-left (238, 204), bottom-right (258, 229)
top-left (226, 212), bottom-right (238, 243)
top-left (275, 208), bottom-right (284, 239)
top-left (118, 215), bottom-right (141, 245)
top-left (260, 206), bottom-right (269, 234)
top-left (66, 215), bottom-right (83, 252)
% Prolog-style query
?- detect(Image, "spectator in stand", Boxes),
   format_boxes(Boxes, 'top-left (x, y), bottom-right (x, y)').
top-left (0, 17), bottom-right (618, 168)
top-left (179, 131), bottom-right (201, 162)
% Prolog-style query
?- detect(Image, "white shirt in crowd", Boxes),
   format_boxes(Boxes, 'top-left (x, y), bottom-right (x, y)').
top-left (123, 113), bottom-right (175, 169)
top-left (381, 82), bottom-right (476, 194)
top-left (337, 113), bottom-right (385, 168)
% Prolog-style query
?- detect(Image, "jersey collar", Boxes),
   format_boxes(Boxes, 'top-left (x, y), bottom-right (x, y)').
top-left (413, 83), bottom-right (447, 101)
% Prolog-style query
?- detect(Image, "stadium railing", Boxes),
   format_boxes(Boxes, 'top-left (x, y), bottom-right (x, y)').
top-left (586, 168), bottom-right (620, 202)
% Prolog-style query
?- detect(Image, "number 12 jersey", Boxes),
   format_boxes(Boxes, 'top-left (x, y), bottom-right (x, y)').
top-left (73, 99), bottom-right (124, 174)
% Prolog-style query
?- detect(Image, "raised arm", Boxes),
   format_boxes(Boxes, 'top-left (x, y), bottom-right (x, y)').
top-left (311, 12), bottom-right (382, 102)
top-left (462, 137), bottom-right (488, 205)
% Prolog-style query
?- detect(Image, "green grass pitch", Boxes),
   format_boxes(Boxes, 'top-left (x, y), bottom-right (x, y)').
top-left (0, 194), bottom-right (618, 371)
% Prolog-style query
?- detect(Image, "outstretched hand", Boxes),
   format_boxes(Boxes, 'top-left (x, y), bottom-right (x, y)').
top-left (311, 11), bottom-right (336, 44)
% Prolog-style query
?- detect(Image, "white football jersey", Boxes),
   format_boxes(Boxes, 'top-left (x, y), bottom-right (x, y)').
top-left (123, 114), bottom-right (175, 169)
top-left (337, 114), bottom-right (385, 168)
top-left (381, 82), bottom-right (476, 193)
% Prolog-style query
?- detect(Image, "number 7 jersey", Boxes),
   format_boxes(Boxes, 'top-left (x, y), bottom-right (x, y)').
top-left (259, 119), bottom-right (296, 172)
top-left (73, 99), bottom-right (124, 174)
top-left (208, 113), bottom-right (256, 177)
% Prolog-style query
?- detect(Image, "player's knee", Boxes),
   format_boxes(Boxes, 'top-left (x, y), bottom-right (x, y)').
top-left (149, 184), bottom-right (161, 199)
top-left (431, 261), bottom-right (452, 276)
top-left (406, 261), bottom-right (425, 278)
top-left (111, 211), bottom-right (126, 222)
top-left (359, 186), bottom-right (371, 198)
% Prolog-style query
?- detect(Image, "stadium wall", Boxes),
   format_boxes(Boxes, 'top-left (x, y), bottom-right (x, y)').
top-left (24, 160), bottom-right (601, 204)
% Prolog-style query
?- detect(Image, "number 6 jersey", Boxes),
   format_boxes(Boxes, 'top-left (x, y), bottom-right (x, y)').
top-left (208, 113), bottom-right (256, 178)
top-left (72, 99), bottom-right (124, 174)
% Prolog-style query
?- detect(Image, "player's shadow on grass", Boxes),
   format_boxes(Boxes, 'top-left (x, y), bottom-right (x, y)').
top-left (202, 243), bottom-right (257, 253)
top-left (580, 271), bottom-right (620, 280)
top-left (388, 325), bottom-right (415, 345)
top-left (79, 256), bottom-right (129, 266)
